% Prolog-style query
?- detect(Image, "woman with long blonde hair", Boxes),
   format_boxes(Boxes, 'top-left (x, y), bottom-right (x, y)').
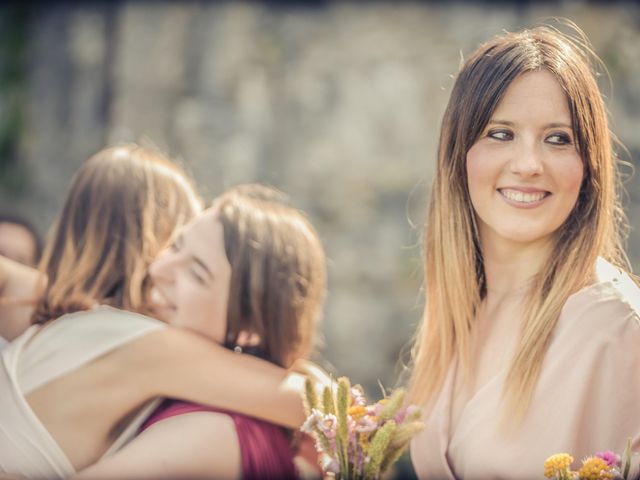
top-left (0, 146), bottom-right (311, 478)
top-left (408, 24), bottom-right (640, 478)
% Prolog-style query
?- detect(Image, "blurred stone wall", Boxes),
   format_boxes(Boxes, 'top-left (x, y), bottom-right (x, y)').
top-left (1, 1), bottom-right (639, 395)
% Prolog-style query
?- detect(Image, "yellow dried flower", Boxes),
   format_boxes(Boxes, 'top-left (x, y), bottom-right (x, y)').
top-left (544, 453), bottom-right (574, 479)
top-left (358, 432), bottom-right (370, 451)
top-left (577, 457), bottom-right (614, 480)
top-left (348, 405), bottom-right (367, 420)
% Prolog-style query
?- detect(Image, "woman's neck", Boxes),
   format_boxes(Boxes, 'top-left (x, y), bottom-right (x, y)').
top-left (481, 237), bottom-right (552, 302)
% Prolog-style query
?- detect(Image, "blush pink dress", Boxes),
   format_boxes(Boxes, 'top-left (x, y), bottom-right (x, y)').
top-left (411, 259), bottom-right (640, 479)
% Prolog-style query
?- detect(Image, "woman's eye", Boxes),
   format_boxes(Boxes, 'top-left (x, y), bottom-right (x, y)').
top-left (546, 133), bottom-right (573, 145)
top-left (487, 130), bottom-right (513, 141)
top-left (190, 269), bottom-right (206, 284)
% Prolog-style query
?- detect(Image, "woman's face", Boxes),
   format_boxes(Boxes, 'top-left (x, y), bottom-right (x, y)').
top-left (466, 69), bottom-right (584, 251)
top-left (148, 208), bottom-right (231, 344)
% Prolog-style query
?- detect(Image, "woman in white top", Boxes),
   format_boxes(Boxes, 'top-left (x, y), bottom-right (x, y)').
top-left (0, 145), bottom-right (309, 478)
top-left (408, 24), bottom-right (640, 479)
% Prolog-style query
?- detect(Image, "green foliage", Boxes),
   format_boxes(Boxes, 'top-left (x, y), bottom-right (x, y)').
top-left (378, 387), bottom-right (405, 422)
top-left (336, 377), bottom-right (351, 478)
top-left (364, 420), bottom-right (396, 479)
top-left (303, 377), bottom-right (318, 414)
top-left (323, 384), bottom-right (335, 415)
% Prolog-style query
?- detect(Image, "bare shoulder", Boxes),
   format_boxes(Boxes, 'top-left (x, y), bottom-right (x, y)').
top-left (75, 410), bottom-right (242, 479)
top-left (132, 411), bottom-right (242, 478)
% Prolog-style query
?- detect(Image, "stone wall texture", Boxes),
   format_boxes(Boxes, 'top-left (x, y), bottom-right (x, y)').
top-left (2, 1), bottom-right (640, 396)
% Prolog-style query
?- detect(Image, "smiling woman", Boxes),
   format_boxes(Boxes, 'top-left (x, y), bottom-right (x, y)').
top-left (466, 69), bottom-right (584, 252)
top-left (407, 23), bottom-right (640, 479)
top-left (148, 210), bottom-right (232, 344)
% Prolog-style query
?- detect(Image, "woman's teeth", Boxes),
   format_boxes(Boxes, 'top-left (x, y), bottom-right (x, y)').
top-left (499, 189), bottom-right (547, 203)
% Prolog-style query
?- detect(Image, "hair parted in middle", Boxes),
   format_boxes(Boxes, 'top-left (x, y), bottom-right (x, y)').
top-left (212, 184), bottom-right (327, 369)
top-left (408, 23), bottom-right (628, 418)
top-left (33, 144), bottom-right (202, 324)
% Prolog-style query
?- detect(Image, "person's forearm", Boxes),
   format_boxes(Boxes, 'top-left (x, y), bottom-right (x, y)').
top-left (0, 255), bottom-right (42, 341)
top-left (131, 328), bottom-right (307, 429)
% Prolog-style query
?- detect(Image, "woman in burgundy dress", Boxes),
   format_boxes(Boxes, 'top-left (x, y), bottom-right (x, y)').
top-left (76, 184), bottom-right (327, 479)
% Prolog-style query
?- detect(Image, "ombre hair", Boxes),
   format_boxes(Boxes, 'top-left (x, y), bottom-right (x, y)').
top-left (33, 144), bottom-right (202, 324)
top-left (408, 24), bottom-right (628, 417)
top-left (213, 184), bottom-right (327, 369)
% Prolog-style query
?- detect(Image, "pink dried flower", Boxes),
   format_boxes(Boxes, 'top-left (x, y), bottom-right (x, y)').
top-left (394, 406), bottom-right (409, 424)
top-left (595, 451), bottom-right (620, 467)
top-left (369, 402), bottom-right (384, 417)
top-left (351, 385), bottom-right (367, 407)
top-left (320, 454), bottom-right (340, 474)
top-left (300, 409), bottom-right (323, 434)
top-left (318, 413), bottom-right (338, 439)
top-left (355, 415), bottom-right (378, 433)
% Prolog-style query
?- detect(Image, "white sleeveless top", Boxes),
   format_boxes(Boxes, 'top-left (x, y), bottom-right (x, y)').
top-left (410, 259), bottom-right (640, 479)
top-left (0, 306), bottom-right (165, 478)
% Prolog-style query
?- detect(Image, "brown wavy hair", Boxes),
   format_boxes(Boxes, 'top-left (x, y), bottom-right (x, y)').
top-left (33, 144), bottom-right (202, 324)
top-left (213, 184), bottom-right (327, 368)
top-left (408, 24), bottom-right (628, 418)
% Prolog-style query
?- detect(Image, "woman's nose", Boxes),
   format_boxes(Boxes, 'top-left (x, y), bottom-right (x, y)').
top-left (149, 249), bottom-right (180, 284)
top-left (510, 139), bottom-right (544, 177)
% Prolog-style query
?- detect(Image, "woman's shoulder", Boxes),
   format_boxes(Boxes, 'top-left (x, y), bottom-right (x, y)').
top-left (560, 258), bottom-right (640, 334)
top-left (49, 306), bottom-right (166, 333)
top-left (144, 399), bottom-right (290, 439)
top-left (2, 307), bottom-right (167, 395)
top-left (141, 400), bottom-right (296, 479)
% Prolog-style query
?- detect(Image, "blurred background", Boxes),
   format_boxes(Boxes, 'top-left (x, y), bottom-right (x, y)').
top-left (1, 0), bottom-right (639, 402)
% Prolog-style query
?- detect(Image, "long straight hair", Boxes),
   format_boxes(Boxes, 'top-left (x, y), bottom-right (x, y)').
top-left (33, 144), bottom-right (202, 323)
top-left (408, 25), bottom-right (628, 418)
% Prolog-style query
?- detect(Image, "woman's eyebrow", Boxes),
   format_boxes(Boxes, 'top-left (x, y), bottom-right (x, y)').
top-left (546, 122), bottom-right (572, 129)
top-left (486, 120), bottom-right (572, 129)
top-left (487, 119), bottom-right (514, 126)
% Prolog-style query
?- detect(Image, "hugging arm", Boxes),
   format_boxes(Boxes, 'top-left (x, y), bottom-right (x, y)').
top-left (116, 327), bottom-right (308, 429)
top-left (0, 255), bottom-right (42, 341)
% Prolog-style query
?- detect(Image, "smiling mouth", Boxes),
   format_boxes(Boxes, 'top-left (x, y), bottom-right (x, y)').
top-left (149, 288), bottom-right (175, 313)
top-left (498, 188), bottom-right (550, 204)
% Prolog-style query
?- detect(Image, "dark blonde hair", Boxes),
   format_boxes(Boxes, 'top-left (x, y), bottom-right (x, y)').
top-left (34, 144), bottom-right (202, 324)
top-left (409, 24), bottom-right (627, 416)
top-left (213, 184), bottom-right (327, 368)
